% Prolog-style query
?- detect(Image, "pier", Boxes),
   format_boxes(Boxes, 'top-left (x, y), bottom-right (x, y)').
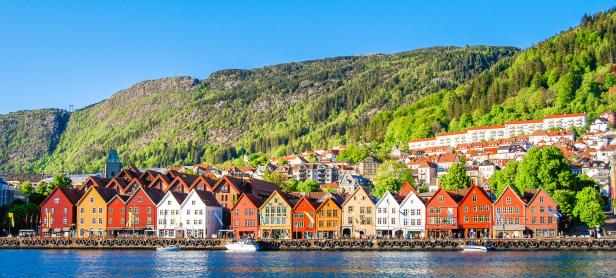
top-left (1, 238), bottom-right (615, 251)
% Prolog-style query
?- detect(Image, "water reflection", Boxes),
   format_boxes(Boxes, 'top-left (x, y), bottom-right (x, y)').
top-left (0, 250), bottom-right (614, 277)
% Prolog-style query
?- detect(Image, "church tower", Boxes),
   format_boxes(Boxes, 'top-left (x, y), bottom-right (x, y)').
top-left (104, 149), bottom-right (123, 179)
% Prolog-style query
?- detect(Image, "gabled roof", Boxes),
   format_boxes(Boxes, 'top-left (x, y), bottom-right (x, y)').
top-left (190, 175), bottom-right (217, 191)
top-left (231, 193), bottom-right (265, 211)
top-left (292, 196), bottom-right (319, 211)
top-left (375, 191), bottom-right (400, 207)
top-left (78, 176), bottom-right (109, 190)
top-left (524, 188), bottom-right (556, 207)
top-left (260, 190), bottom-right (296, 209)
top-left (397, 181), bottom-right (419, 197)
top-left (127, 186), bottom-right (166, 205)
top-left (425, 187), bottom-right (458, 207)
top-left (77, 186), bottom-right (117, 205)
top-left (458, 185), bottom-right (491, 205)
top-left (341, 186), bottom-right (377, 207)
top-left (315, 195), bottom-right (342, 211)
top-left (492, 185), bottom-right (526, 205)
top-left (194, 190), bottom-right (222, 207)
top-left (41, 187), bottom-right (85, 207)
top-left (399, 189), bottom-right (425, 206)
top-left (107, 194), bottom-right (130, 204)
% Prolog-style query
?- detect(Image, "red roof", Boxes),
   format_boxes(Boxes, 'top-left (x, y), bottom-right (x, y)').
top-left (409, 137), bottom-right (436, 143)
top-left (544, 113), bottom-right (585, 119)
top-left (505, 119), bottom-right (543, 125)
top-left (468, 125), bottom-right (505, 131)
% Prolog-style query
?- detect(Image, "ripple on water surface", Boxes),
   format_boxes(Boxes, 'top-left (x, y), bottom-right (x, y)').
top-left (0, 249), bottom-right (614, 277)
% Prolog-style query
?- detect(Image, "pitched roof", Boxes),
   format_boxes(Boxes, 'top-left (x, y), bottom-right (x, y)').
top-left (58, 187), bottom-right (85, 205)
top-left (397, 181), bottom-right (418, 197)
top-left (544, 113), bottom-right (585, 119)
top-left (92, 186), bottom-right (118, 203)
top-left (193, 190), bottom-right (222, 207)
top-left (170, 191), bottom-right (188, 204)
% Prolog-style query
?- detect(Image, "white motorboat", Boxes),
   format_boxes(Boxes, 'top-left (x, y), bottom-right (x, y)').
top-left (460, 244), bottom-right (488, 252)
top-left (225, 238), bottom-right (260, 251)
top-left (157, 245), bottom-right (181, 251)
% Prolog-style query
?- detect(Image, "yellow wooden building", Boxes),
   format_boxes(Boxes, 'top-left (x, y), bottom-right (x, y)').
top-left (76, 186), bottom-right (117, 238)
top-left (259, 190), bottom-right (295, 239)
top-left (315, 197), bottom-right (342, 239)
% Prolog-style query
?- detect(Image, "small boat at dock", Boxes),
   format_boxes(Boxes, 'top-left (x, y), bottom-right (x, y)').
top-left (225, 238), bottom-right (260, 251)
top-left (460, 243), bottom-right (488, 252)
top-left (157, 245), bottom-right (181, 251)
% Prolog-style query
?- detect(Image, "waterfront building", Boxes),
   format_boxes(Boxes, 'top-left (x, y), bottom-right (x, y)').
top-left (291, 196), bottom-right (317, 239)
top-left (231, 194), bottom-right (263, 239)
top-left (375, 191), bottom-right (403, 238)
top-left (39, 187), bottom-right (84, 237)
top-left (398, 187), bottom-right (426, 239)
top-left (492, 186), bottom-right (526, 238)
top-left (76, 186), bottom-right (117, 237)
top-left (457, 185), bottom-right (492, 238)
top-left (157, 191), bottom-right (187, 238)
top-left (315, 196), bottom-right (342, 239)
top-left (125, 187), bottom-right (164, 235)
top-left (106, 194), bottom-right (129, 236)
top-left (524, 189), bottom-right (559, 238)
top-left (341, 186), bottom-right (376, 238)
top-left (212, 175), bottom-right (281, 226)
top-left (259, 190), bottom-right (295, 239)
top-left (425, 188), bottom-right (464, 238)
top-left (180, 189), bottom-right (223, 238)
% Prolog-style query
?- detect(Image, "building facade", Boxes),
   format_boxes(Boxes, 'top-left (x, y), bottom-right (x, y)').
top-left (525, 189), bottom-right (559, 238)
top-left (341, 187), bottom-right (376, 238)
top-left (259, 191), bottom-right (294, 239)
top-left (458, 186), bottom-right (492, 238)
top-left (40, 188), bottom-right (84, 237)
top-left (231, 194), bottom-right (262, 239)
top-left (492, 186), bottom-right (526, 238)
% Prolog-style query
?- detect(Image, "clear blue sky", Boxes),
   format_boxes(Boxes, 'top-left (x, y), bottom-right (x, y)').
top-left (1, 1), bottom-right (614, 114)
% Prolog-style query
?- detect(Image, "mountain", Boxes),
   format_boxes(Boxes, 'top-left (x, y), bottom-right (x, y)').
top-left (5, 7), bottom-right (616, 175)
top-left (383, 8), bottom-right (616, 146)
top-left (19, 46), bottom-right (514, 174)
top-left (0, 109), bottom-right (69, 173)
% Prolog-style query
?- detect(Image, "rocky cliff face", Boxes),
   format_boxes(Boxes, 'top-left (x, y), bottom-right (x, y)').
top-left (0, 109), bottom-right (69, 173)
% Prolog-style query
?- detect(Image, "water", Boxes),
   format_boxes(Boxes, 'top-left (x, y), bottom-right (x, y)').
top-left (0, 249), bottom-right (614, 277)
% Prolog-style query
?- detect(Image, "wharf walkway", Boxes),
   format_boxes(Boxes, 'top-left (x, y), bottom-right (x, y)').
top-left (0, 237), bottom-right (615, 251)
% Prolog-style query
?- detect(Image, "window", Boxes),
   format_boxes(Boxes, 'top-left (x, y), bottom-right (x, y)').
top-left (472, 195), bottom-right (477, 202)
top-left (234, 209), bottom-right (239, 216)
top-left (147, 217), bottom-right (152, 225)
top-left (235, 220), bottom-right (240, 227)
top-left (54, 198), bottom-right (60, 204)
top-left (99, 218), bottom-right (103, 224)
top-left (63, 217), bottom-right (67, 225)
top-left (147, 207), bottom-right (152, 214)
top-left (109, 218), bottom-right (113, 224)
top-left (464, 206), bottom-right (468, 212)
top-left (99, 208), bottom-right (103, 214)
top-left (91, 218), bottom-right (96, 224)
top-left (90, 197), bottom-right (94, 203)
top-left (506, 197), bottom-right (511, 204)
top-left (539, 196), bottom-right (544, 203)
top-left (121, 208), bottom-right (125, 214)
top-left (438, 196), bottom-right (444, 202)
top-left (192, 200), bottom-right (196, 205)
top-left (92, 208), bottom-right (96, 214)
top-left (80, 218), bottom-right (84, 224)
top-left (138, 197), bottom-right (143, 203)
top-left (80, 208), bottom-right (84, 214)
top-left (348, 206), bottom-right (353, 213)
top-left (464, 216), bottom-right (469, 223)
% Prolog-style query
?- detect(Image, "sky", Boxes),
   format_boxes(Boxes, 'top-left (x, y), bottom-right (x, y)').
top-left (0, 0), bottom-right (615, 114)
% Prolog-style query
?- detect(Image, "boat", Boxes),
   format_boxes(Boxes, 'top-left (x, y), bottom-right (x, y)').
top-left (225, 238), bottom-right (260, 251)
top-left (460, 243), bottom-right (488, 252)
top-left (157, 245), bottom-right (181, 251)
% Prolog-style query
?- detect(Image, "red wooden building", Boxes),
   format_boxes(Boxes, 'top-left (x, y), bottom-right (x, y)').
top-left (40, 187), bottom-right (84, 237)
top-left (106, 194), bottom-right (129, 236)
top-left (492, 186), bottom-right (526, 238)
top-left (457, 185), bottom-right (492, 238)
top-left (425, 188), bottom-right (465, 238)
top-left (524, 189), bottom-right (559, 238)
top-left (125, 187), bottom-right (164, 235)
top-left (231, 194), bottom-right (263, 239)
top-left (291, 196), bottom-right (317, 239)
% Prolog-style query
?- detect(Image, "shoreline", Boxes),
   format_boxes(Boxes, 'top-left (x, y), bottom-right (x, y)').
top-left (1, 238), bottom-right (615, 251)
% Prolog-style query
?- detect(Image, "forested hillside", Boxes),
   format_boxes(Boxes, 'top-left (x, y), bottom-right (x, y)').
top-left (4, 8), bottom-right (616, 175)
top-left (0, 109), bottom-right (69, 173)
top-left (383, 9), bottom-right (616, 147)
top-left (32, 46), bottom-right (514, 173)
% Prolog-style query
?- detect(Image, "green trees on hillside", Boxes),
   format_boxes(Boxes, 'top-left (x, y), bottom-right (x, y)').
top-left (371, 161), bottom-right (415, 198)
top-left (440, 162), bottom-right (471, 191)
top-left (489, 146), bottom-right (606, 226)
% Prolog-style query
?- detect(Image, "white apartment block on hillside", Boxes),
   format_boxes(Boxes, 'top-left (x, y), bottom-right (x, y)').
top-left (409, 113), bottom-right (587, 150)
